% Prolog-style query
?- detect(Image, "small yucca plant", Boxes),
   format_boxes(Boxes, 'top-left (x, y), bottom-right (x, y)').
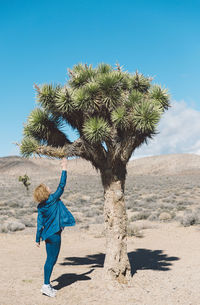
top-left (19, 174), bottom-right (31, 191)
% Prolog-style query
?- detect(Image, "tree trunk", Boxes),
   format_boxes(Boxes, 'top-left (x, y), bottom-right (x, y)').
top-left (101, 166), bottom-right (131, 284)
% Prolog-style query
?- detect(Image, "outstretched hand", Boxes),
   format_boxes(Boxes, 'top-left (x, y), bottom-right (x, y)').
top-left (61, 158), bottom-right (67, 171)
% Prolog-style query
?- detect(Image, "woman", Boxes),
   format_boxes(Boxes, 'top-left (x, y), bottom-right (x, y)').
top-left (34, 158), bottom-right (76, 297)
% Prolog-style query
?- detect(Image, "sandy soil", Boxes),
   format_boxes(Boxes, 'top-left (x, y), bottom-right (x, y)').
top-left (0, 222), bottom-right (200, 305)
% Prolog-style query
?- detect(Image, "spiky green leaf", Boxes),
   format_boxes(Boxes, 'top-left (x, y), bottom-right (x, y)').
top-left (132, 101), bottom-right (162, 133)
top-left (23, 108), bottom-right (69, 146)
top-left (72, 87), bottom-right (89, 110)
top-left (73, 82), bottom-right (100, 111)
top-left (55, 86), bottom-right (74, 113)
top-left (125, 90), bottom-right (143, 108)
top-left (97, 63), bottom-right (112, 74)
top-left (36, 83), bottom-right (60, 111)
top-left (111, 107), bottom-right (129, 129)
top-left (150, 85), bottom-right (170, 110)
top-left (96, 71), bottom-right (129, 109)
top-left (131, 72), bottom-right (152, 93)
top-left (82, 117), bottom-right (111, 143)
top-left (68, 63), bottom-right (96, 88)
top-left (20, 137), bottom-right (39, 157)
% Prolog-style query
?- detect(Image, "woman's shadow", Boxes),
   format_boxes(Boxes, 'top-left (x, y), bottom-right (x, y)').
top-left (52, 249), bottom-right (179, 290)
top-left (51, 269), bottom-right (94, 290)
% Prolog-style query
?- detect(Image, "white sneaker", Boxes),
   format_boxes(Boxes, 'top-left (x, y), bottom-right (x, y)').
top-left (50, 284), bottom-right (57, 293)
top-left (41, 284), bottom-right (56, 297)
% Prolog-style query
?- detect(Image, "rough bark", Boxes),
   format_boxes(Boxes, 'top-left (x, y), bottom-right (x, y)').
top-left (101, 165), bottom-right (131, 284)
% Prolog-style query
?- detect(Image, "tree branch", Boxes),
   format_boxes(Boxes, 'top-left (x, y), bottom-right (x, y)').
top-left (23, 137), bottom-right (107, 172)
top-left (120, 132), bottom-right (149, 162)
top-left (31, 138), bottom-right (85, 158)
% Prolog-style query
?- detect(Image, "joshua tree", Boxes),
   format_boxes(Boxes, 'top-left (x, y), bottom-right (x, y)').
top-left (18, 174), bottom-right (31, 191)
top-left (19, 63), bottom-right (170, 284)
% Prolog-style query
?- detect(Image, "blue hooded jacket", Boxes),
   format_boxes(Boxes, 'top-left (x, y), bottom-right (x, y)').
top-left (36, 170), bottom-right (76, 242)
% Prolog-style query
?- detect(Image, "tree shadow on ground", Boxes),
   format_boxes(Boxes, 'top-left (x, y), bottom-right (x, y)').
top-left (54, 249), bottom-right (179, 289)
top-left (128, 248), bottom-right (180, 276)
top-left (59, 253), bottom-right (105, 268)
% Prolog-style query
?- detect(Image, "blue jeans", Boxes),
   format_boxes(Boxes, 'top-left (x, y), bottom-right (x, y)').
top-left (44, 230), bottom-right (61, 284)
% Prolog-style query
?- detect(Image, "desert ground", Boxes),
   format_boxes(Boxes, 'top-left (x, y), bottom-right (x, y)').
top-left (0, 153), bottom-right (200, 305)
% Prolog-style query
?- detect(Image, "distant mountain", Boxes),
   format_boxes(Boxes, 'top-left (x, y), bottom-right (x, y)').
top-left (1, 153), bottom-right (200, 177)
top-left (128, 153), bottom-right (200, 175)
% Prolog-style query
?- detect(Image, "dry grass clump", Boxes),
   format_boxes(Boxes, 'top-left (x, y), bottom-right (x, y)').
top-left (80, 224), bottom-right (90, 230)
top-left (85, 209), bottom-right (101, 218)
top-left (158, 202), bottom-right (174, 210)
top-left (130, 211), bottom-right (151, 221)
top-left (0, 221), bottom-right (26, 233)
top-left (179, 210), bottom-right (200, 227)
top-left (127, 221), bottom-right (153, 238)
top-left (6, 200), bottom-right (24, 208)
top-left (148, 212), bottom-right (159, 221)
top-left (159, 212), bottom-right (172, 221)
top-left (127, 224), bottom-right (144, 238)
top-left (0, 223), bottom-right (9, 233)
top-left (145, 195), bottom-right (159, 202)
top-left (19, 217), bottom-right (36, 227)
top-left (7, 221), bottom-right (25, 232)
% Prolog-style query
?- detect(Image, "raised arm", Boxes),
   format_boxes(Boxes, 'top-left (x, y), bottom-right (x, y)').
top-left (50, 158), bottom-right (68, 200)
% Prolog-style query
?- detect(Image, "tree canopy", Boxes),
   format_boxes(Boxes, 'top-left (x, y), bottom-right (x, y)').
top-left (20, 63), bottom-right (170, 170)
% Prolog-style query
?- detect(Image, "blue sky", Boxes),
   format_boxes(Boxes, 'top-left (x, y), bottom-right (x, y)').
top-left (1, 0), bottom-right (200, 158)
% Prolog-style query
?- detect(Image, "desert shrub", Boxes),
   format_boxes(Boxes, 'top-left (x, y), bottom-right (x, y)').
top-left (15, 209), bottom-right (29, 217)
top-left (131, 206), bottom-right (143, 212)
top-left (0, 206), bottom-right (10, 211)
top-left (85, 209), bottom-right (101, 217)
top-left (0, 223), bottom-right (8, 233)
top-left (144, 201), bottom-right (157, 210)
top-left (22, 207), bottom-right (37, 214)
top-left (159, 212), bottom-right (172, 221)
top-left (7, 221), bottom-right (25, 232)
top-left (7, 201), bottom-right (24, 208)
top-left (127, 224), bottom-right (143, 238)
top-left (145, 195), bottom-right (158, 202)
top-left (162, 198), bottom-right (176, 204)
top-left (177, 200), bottom-right (193, 206)
top-left (130, 211), bottom-right (151, 221)
top-left (0, 210), bottom-right (15, 217)
top-left (148, 213), bottom-right (159, 221)
top-left (184, 186), bottom-right (193, 190)
top-left (135, 200), bottom-right (148, 208)
top-left (75, 199), bottom-right (85, 207)
top-left (180, 211), bottom-right (200, 227)
top-left (20, 217), bottom-right (35, 227)
top-left (159, 209), bottom-right (176, 218)
top-left (158, 203), bottom-right (174, 210)
top-left (176, 205), bottom-right (186, 211)
top-left (0, 216), bottom-right (7, 222)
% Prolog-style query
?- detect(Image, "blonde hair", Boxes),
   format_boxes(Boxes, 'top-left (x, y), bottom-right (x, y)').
top-left (33, 183), bottom-right (50, 203)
